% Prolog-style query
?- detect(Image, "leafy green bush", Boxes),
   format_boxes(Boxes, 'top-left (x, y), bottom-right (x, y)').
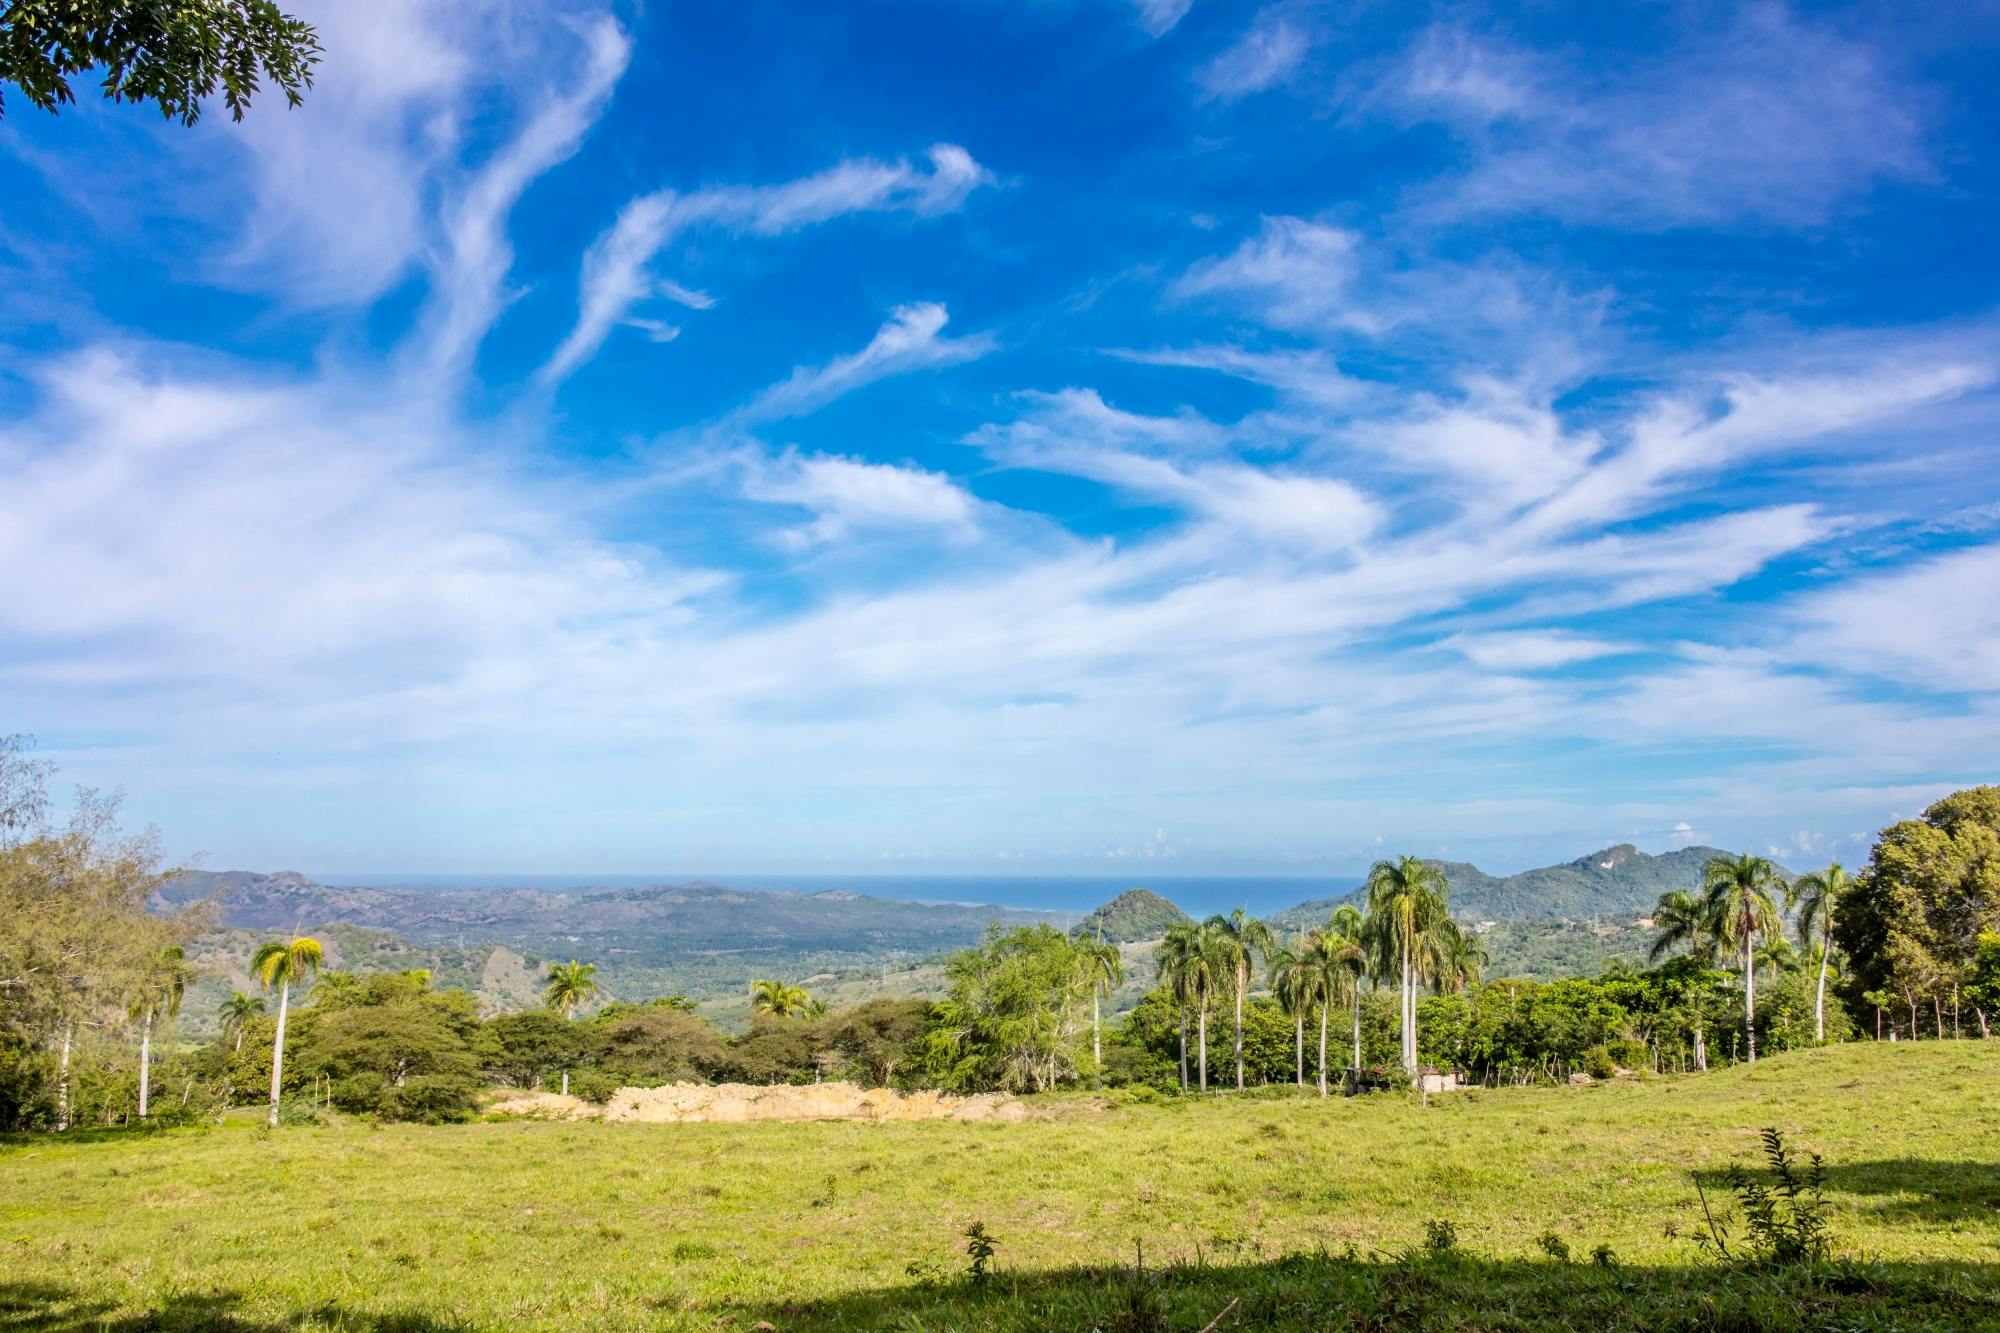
top-left (1581, 1046), bottom-right (1618, 1080)
top-left (1690, 1128), bottom-right (1836, 1266)
top-left (568, 1069), bottom-right (622, 1104)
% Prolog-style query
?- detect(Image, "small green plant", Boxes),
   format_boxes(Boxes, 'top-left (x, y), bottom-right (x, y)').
top-left (810, 1171), bottom-right (839, 1207)
top-left (1590, 1243), bottom-right (1617, 1268)
top-left (1691, 1127), bottom-right (1835, 1266)
top-left (1422, 1218), bottom-right (1458, 1252)
top-left (963, 1220), bottom-right (998, 1286)
top-left (1535, 1231), bottom-right (1571, 1263)
top-left (1581, 1046), bottom-right (1618, 1081)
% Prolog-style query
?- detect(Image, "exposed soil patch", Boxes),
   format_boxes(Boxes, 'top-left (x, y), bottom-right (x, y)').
top-left (487, 1080), bottom-right (1028, 1124)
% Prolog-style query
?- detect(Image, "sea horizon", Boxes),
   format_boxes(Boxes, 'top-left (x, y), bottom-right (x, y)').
top-left (313, 872), bottom-right (1363, 920)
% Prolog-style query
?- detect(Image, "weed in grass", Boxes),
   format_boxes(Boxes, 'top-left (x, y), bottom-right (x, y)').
top-left (1691, 1126), bottom-right (1836, 1267)
top-left (963, 1221), bottom-right (998, 1287)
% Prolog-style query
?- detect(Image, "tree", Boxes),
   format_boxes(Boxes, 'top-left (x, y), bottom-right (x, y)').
top-left (0, 0), bottom-right (319, 125)
top-left (288, 972), bottom-right (492, 1122)
top-left (1328, 904), bottom-right (1367, 1072)
top-left (1837, 788), bottom-right (2000, 1041)
top-left (543, 960), bottom-right (598, 1095)
top-left (218, 990), bottom-right (262, 1054)
top-left (250, 936), bottom-right (321, 1127)
top-left (1701, 854), bottom-right (1784, 1065)
top-left (1649, 888), bottom-right (1716, 1069)
top-left (1204, 908), bottom-right (1274, 1091)
top-left (128, 943), bottom-right (189, 1118)
top-left (0, 756), bottom-right (196, 1131)
top-left (927, 925), bottom-right (1089, 1093)
top-left (1075, 935), bottom-right (1123, 1089)
top-left (1267, 945), bottom-right (1309, 1088)
top-left (1363, 856), bottom-right (1451, 1074)
top-left (1154, 923), bottom-right (1211, 1092)
top-left (1291, 928), bottom-right (1363, 1096)
top-left (749, 978), bottom-right (811, 1019)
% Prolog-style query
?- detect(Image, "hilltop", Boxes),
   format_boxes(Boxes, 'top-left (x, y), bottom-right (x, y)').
top-left (1068, 888), bottom-right (1191, 943)
top-left (1269, 843), bottom-right (1757, 927)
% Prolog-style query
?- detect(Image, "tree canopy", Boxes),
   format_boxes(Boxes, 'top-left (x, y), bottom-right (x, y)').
top-left (1, 0), bottom-right (319, 124)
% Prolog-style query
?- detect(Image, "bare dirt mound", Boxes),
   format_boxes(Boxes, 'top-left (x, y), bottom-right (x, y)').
top-left (487, 1080), bottom-right (1028, 1124)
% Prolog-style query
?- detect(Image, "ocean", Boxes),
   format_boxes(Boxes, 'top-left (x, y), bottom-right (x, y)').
top-left (314, 872), bottom-right (1361, 920)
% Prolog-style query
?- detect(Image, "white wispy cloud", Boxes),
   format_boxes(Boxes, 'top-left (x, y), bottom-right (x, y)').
top-left (539, 145), bottom-right (992, 384)
top-left (740, 449), bottom-right (981, 550)
top-left (1438, 632), bottom-right (1636, 671)
top-left (1130, 0), bottom-right (1192, 37)
top-left (1373, 11), bottom-right (1933, 226)
top-left (1199, 8), bottom-right (1311, 102)
top-left (734, 303), bottom-right (994, 425)
top-left (412, 15), bottom-right (631, 381)
top-left (1173, 217), bottom-right (1377, 333)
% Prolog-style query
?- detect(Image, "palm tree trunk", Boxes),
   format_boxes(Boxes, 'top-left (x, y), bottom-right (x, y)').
top-left (1351, 987), bottom-right (1362, 1073)
top-left (1317, 1003), bottom-right (1329, 1098)
top-left (268, 979), bottom-right (290, 1128)
top-left (1813, 923), bottom-right (1830, 1044)
top-left (1197, 1001), bottom-right (1208, 1092)
top-left (139, 1006), bottom-right (154, 1118)
top-left (1294, 1013), bottom-right (1303, 1087)
top-left (1234, 965), bottom-right (1246, 1092)
top-left (1093, 991), bottom-right (1103, 1090)
top-left (1401, 942), bottom-right (1416, 1072)
top-left (56, 1023), bottom-right (73, 1132)
top-left (1742, 938), bottom-right (1756, 1065)
top-left (1693, 1014), bottom-right (1707, 1071)
top-left (561, 1070), bottom-right (569, 1096)
top-left (1177, 1009), bottom-right (1188, 1092)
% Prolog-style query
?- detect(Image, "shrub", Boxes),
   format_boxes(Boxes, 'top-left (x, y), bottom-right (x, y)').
top-left (1606, 1038), bottom-right (1649, 1071)
top-left (1691, 1127), bottom-right (1835, 1266)
top-left (1581, 1046), bottom-right (1618, 1080)
top-left (568, 1069), bottom-right (622, 1104)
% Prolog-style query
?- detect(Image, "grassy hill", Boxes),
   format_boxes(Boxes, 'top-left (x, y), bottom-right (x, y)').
top-left (3, 1044), bottom-right (1993, 1329)
top-left (1069, 888), bottom-right (1192, 943)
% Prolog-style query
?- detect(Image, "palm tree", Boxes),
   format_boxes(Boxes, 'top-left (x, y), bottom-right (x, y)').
top-left (1362, 856), bottom-right (1450, 1074)
top-left (1154, 924), bottom-right (1204, 1093)
top-left (1076, 935), bottom-right (1124, 1089)
top-left (1297, 928), bottom-right (1363, 1096)
top-left (130, 945), bottom-right (190, 1119)
top-left (1437, 925), bottom-right (1488, 995)
top-left (1649, 888), bottom-right (1716, 1070)
top-left (545, 960), bottom-right (599, 1095)
top-left (1702, 853), bottom-right (1784, 1065)
top-left (1268, 945), bottom-right (1310, 1088)
top-left (1327, 904), bottom-right (1367, 1072)
top-left (251, 937), bottom-right (323, 1127)
top-left (218, 990), bottom-right (264, 1054)
top-left (749, 977), bottom-right (810, 1018)
top-left (1793, 863), bottom-right (1847, 1045)
top-left (1205, 908), bottom-right (1275, 1091)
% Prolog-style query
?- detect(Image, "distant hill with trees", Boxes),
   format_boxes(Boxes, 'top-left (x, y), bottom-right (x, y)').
top-left (1070, 889), bottom-right (1191, 943)
top-left (1270, 844), bottom-right (1763, 927)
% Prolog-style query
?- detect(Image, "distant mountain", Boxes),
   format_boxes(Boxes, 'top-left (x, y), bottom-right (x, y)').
top-left (1071, 889), bottom-right (1192, 944)
top-left (1268, 844), bottom-right (1764, 927)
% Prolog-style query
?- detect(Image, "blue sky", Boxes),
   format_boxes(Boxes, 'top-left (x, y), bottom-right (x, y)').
top-left (4, 0), bottom-right (1998, 879)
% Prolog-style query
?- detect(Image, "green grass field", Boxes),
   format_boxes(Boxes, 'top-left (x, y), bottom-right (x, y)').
top-left (4, 1044), bottom-right (1997, 1330)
